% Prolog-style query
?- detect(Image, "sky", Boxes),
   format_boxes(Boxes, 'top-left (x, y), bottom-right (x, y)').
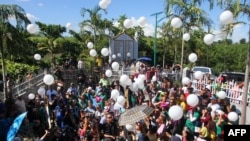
top-left (2, 0), bottom-right (249, 43)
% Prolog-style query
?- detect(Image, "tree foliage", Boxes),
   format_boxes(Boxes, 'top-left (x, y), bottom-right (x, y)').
top-left (1, 2), bottom-right (250, 79)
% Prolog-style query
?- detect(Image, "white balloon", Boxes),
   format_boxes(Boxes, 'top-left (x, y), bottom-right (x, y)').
top-left (105, 69), bottom-right (113, 77)
top-left (126, 79), bottom-right (132, 86)
top-left (217, 91), bottom-right (227, 99)
top-left (66, 22), bottom-right (72, 29)
top-left (188, 53), bottom-right (198, 63)
top-left (28, 93), bottom-right (35, 100)
top-left (27, 24), bottom-right (38, 34)
top-left (112, 54), bottom-right (116, 59)
top-left (171, 17), bottom-right (182, 28)
top-left (130, 82), bottom-right (139, 92)
top-left (43, 74), bottom-right (55, 85)
top-left (117, 53), bottom-right (121, 57)
top-left (87, 42), bottom-right (94, 49)
top-left (182, 77), bottom-right (191, 85)
top-left (127, 52), bottom-right (131, 57)
top-left (89, 49), bottom-right (97, 57)
top-left (120, 74), bottom-right (129, 84)
top-left (125, 124), bottom-right (136, 131)
top-left (194, 71), bottom-right (203, 79)
top-left (101, 48), bottom-right (109, 56)
top-left (99, 0), bottom-right (109, 9)
top-left (183, 33), bottom-right (190, 41)
top-left (168, 105), bottom-right (183, 120)
top-left (220, 10), bottom-right (233, 25)
top-left (34, 54), bottom-right (41, 61)
top-left (186, 94), bottom-right (199, 107)
top-left (113, 102), bottom-right (123, 110)
top-left (117, 95), bottom-right (126, 106)
top-left (38, 87), bottom-right (45, 98)
top-left (124, 19), bottom-right (133, 29)
top-left (111, 89), bottom-right (120, 101)
top-left (204, 34), bottom-right (214, 45)
top-left (137, 16), bottom-right (147, 27)
top-left (111, 62), bottom-right (119, 71)
top-left (37, 87), bottom-right (46, 95)
top-left (228, 112), bottom-right (238, 122)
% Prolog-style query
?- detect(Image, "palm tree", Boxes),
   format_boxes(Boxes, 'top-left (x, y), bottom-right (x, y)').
top-left (219, 1), bottom-right (250, 37)
top-left (0, 4), bottom-right (30, 99)
top-left (218, 0), bottom-right (250, 125)
top-left (164, 0), bottom-right (213, 74)
top-left (165, 0), bottom-right (213, 31)
top-left (80, 5), bottom-right (107, 47)
top-left (35, 21), bottom-right (66, 69)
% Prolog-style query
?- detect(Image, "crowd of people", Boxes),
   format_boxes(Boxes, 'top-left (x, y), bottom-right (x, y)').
top-left (0, 59), bottom-right (243, 141)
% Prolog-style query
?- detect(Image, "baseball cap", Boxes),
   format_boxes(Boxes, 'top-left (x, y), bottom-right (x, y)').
top-left (210, 95), bottom-right (217, 100)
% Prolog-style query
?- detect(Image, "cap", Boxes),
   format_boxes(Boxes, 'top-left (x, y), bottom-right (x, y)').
top-left (210, 95), bottom-right (217, 100)
top-left (206, 85), bottom-right (211, 91)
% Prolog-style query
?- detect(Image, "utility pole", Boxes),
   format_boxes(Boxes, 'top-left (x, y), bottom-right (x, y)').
top-left (151, 12), bottom-right (163, 67)
top-left (240, 24), bottom-right (250, 125)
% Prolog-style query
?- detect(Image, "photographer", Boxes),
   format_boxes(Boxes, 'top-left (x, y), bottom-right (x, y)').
top-left (100, 112), bottom-right (119, 141)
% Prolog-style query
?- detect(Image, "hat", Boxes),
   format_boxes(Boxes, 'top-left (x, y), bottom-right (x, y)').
top-left (206, 85), bottom-right (211, 91)
top-left (70, 82), bottom-right (74, 85)
top-left (40, 101), bottom-right (44, 105)
top-left (87, 87), bottom-right (92, 90)
top-left (210, 95), bottom-right (217, 100)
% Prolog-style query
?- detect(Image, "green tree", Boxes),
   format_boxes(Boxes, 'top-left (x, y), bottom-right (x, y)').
top-left (0, 4), bottom-right (30, 98)
top-left (240, 38), bottom-right (246, 44)
top-left (80, 5), bottom-right (107, 47)
top-left (164, 0), bottom-right (213, 70)
top-left (35, 21), bottom-right (66, 68)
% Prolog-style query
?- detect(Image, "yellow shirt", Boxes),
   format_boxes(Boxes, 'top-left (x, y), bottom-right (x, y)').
top-left (209, 131), bottom-right (216, 141)
top-left (180, 101), bottom-right (187, 111)
top-left (200, 126), bottom-right (208, 138)
top-left (96, 58), bottom-right (103, 67)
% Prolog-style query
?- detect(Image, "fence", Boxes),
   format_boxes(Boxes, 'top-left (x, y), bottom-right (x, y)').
top-left (8, 69), bottom-right (89, 99)
top-left (7, 68), bottom-right (250, 106)
top-left (109, 69), bottom-right (250, 106)
top-left (10, 70), bottom-right (46, 99)
top-left (191, 79), bottom-right (250, 106)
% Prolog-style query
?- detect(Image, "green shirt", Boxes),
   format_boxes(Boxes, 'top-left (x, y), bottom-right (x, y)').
top-left (99, 78), bottom-right (109, 87)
